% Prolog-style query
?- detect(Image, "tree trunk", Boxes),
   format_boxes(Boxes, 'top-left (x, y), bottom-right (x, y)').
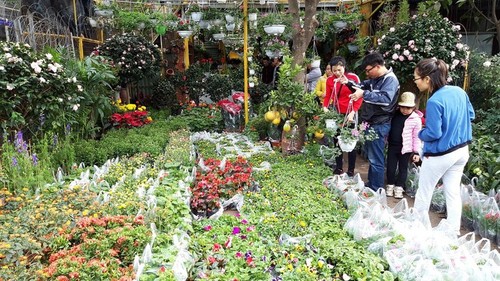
top-left (288, 0), bottom-right (320, 83)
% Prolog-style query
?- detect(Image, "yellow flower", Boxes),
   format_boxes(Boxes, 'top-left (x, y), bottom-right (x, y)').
top-left (126, 104), bottom-right (136, 111)
top-left (146, 117), bottom-right (153, 122)
top-left (82, 210), bottom-right (89, 216)
top-left (317, 260), bottom-right (324, 268)
top-left (299, 220), bottom-right (307, 227)
top-left (287, 264), bottom-right (293, 271)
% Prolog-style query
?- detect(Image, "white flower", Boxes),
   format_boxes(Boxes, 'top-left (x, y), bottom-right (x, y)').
top-left (425, 39), bottom-right (431, 43)
top-left (31, 62), bottom-right (42, 73)
top-left (450, 51), bottom-right (455, 57)
top-left (403, 49), bottom-right (410, 56)
top-left (58, 98), bottom-right (63, 102)
top-left (0, 66), bottom-right (5, 71)
top-left (72, 104), bottom-right (80, 111)
top-left (408, 40), bottom-right (415, 46)
top-left (45, 53), bottom-right (53, 60)
top-left (248, 56), bottom-right (253, 62)
top-left (48, 63), bottom-right (58, 72)
top-left (39, 77), bottom-right (47, 83)
top-left (408, 55), bottom-right (413, 61)
top-left (392, 53), bottom-right (399, 60)
top-left (399, 55), bottom-right (405, 61)
top-left (389, 27), bottom-right (395, 32)
top-left (456, 43), bottom-right (464, 50)
top-left (72, 77), bottom-right (77, 83)
top-left (4, 53), bottom-right (12, 59)
top-left (77, 85), bottom-right (83, 91)
top-left (7, 84), bottom-right (14, 90)
top-left (394, 44), bottom-right (401, 50)
top-left (483, 61), bottom-right (492, 67)
top-left (452, 24), bottom-right (461, 31)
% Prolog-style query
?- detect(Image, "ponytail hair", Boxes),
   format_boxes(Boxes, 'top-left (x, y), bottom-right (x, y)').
top-left (415, 58), bottom-right (448, 92)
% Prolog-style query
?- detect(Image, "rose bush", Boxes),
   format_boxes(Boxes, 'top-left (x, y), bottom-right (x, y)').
top-left (376, 10), bottom-right (469, 85)
top-left (95, 33), bottom-right (161, 84)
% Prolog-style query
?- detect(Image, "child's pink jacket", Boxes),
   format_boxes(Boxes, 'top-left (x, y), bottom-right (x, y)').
top-left (401, 110), bottom-right (423, 154)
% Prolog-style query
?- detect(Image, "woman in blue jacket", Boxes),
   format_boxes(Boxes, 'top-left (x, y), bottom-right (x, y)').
top-left (412, 58), bottom-right (475, 235)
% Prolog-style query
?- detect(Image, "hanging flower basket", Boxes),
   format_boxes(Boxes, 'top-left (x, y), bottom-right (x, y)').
top-left (212, 33), bottom-right (226, 41)
top-left (325, 119), bottom-right (337, 130)
top-left (333, 21), bottom-right (347, 30)
top-left (225, 14), bottom-right (235, 23)
top-left (191, 12), bottom-right (203, 22)
top-left (347, 44), bottom-right (359, 53)
top-left (95, 8), bottom-right (113, 17)
top-left (177, 30), bottom-right (193, 38)
top-left (248, 13), bottom-right (258, 21)
top-left (88, 17), bottom-right (98, 27)
top-left (338, 136), bottom-right (357, 152)
top-left (264, 24), bottom-right (286, 35)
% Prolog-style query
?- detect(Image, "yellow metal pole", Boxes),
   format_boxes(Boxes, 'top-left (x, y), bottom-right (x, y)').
top-left (78, 36), bottom-right (84, 60)
top-left (184, 37), bottom-right (190, 69)
top-left (243, 0), bottom-right (249, 124)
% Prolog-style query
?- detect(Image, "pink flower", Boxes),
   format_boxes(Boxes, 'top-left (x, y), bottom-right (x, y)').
top-left (232, 227), bottom-right (241, 235)
top-left (241, 219), bottom-right (248, 224)
top-left (213, 243), bottom-right (222, 252)
top-left (203, 225), bottom-right (212, 231)
top-left (246, 225), bottom-right (255, 232)
top-left (235, 251), bottom-right (243, 258)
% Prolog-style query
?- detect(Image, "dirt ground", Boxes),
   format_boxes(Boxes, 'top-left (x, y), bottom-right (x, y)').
top-left (350, 153), bottom-right (498, 249)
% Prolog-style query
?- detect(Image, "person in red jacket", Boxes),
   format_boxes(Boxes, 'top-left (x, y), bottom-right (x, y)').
top-left (323, 56), bottom-right (363, 176)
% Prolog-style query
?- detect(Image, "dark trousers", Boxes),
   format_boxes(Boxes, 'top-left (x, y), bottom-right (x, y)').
top-left (386, 145), bottom-right (411, 188)
top-left (335, 143), bottom-right (357, 173)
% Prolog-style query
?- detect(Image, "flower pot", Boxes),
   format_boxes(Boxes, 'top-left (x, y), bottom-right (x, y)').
top-left (333, 21), bottom-right (347, 30)
top-left (325, 119), bottom-right (337, 130)
top-left (199, 20), bottom-right (211, 29)
top-left (265, 50), bottom-right (274, 58)
top-left (264, 24), bottom-right (286, 35)
top-left (248, 13), bottom-right (258, 21)
top-left (338, 136), bottom-right (357, 152)
top-left (177, 30), bottom-right (193, 38)
top-left (191, 12), bottom-right (203, 22)
top-left (217, 0), bottom-right (227, 2)
top-left (347, 44), bottom-right (359, 53)
top-left (212, 33), bottom-right (226, 41)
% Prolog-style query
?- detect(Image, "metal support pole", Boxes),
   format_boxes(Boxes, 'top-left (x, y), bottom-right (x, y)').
top-left (184, 37), bottom-right (190, 69)
top-left (243, 0), bottom-right (249, 124)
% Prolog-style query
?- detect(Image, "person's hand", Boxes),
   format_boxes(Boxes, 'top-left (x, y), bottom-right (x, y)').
top-left (337, 76), bottom-right (348, 84)
top-left (412, 154), bottom-right (420, 163)
top-left (347, 111), bottom-right (355, 122)
top-left (322, 107), bottom-right (329, 113)
top-left (349, 89), bottom-right (363, 101)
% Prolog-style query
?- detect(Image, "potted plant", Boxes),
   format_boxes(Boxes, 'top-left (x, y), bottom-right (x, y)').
top-left (258, 12), bottom-right (290, 35)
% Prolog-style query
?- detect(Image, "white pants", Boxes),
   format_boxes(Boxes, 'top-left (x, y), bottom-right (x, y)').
top-left (413, 146), bottom-right (469, 234)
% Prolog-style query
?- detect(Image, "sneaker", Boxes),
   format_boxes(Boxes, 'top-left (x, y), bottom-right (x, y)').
top-left (394, 186), bottom-right (404, 199)
top-left (386, 184), bottom-right (394, 197)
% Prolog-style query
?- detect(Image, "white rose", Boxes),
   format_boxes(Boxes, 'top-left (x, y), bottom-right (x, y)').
top-left (45, 53), bottom-right (53, 60)
top-left (72, 104), bottom-right (80, 111)
top-left (394, 44), bottom-right (401, 50)
top-left (483, 61), bottom-right (491, 67)
top-left (392, 53), bottom-right (399, 60)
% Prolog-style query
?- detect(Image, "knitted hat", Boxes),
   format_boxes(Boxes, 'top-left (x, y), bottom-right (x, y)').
top-left (398, 91), bottom-right (416, 107)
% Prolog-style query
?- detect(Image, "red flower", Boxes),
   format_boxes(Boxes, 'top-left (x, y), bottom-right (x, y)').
top-left (213, 243), bottom-right (222, 252)
top-left (56, 276), bottom-right (70, 281)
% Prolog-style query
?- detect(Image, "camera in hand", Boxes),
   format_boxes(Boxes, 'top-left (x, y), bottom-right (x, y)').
top-left (346, 80), bottom-right (363, 93)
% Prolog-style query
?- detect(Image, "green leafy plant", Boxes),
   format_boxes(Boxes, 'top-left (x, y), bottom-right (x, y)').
top-left (0, 41), bottom-right (83, 139)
